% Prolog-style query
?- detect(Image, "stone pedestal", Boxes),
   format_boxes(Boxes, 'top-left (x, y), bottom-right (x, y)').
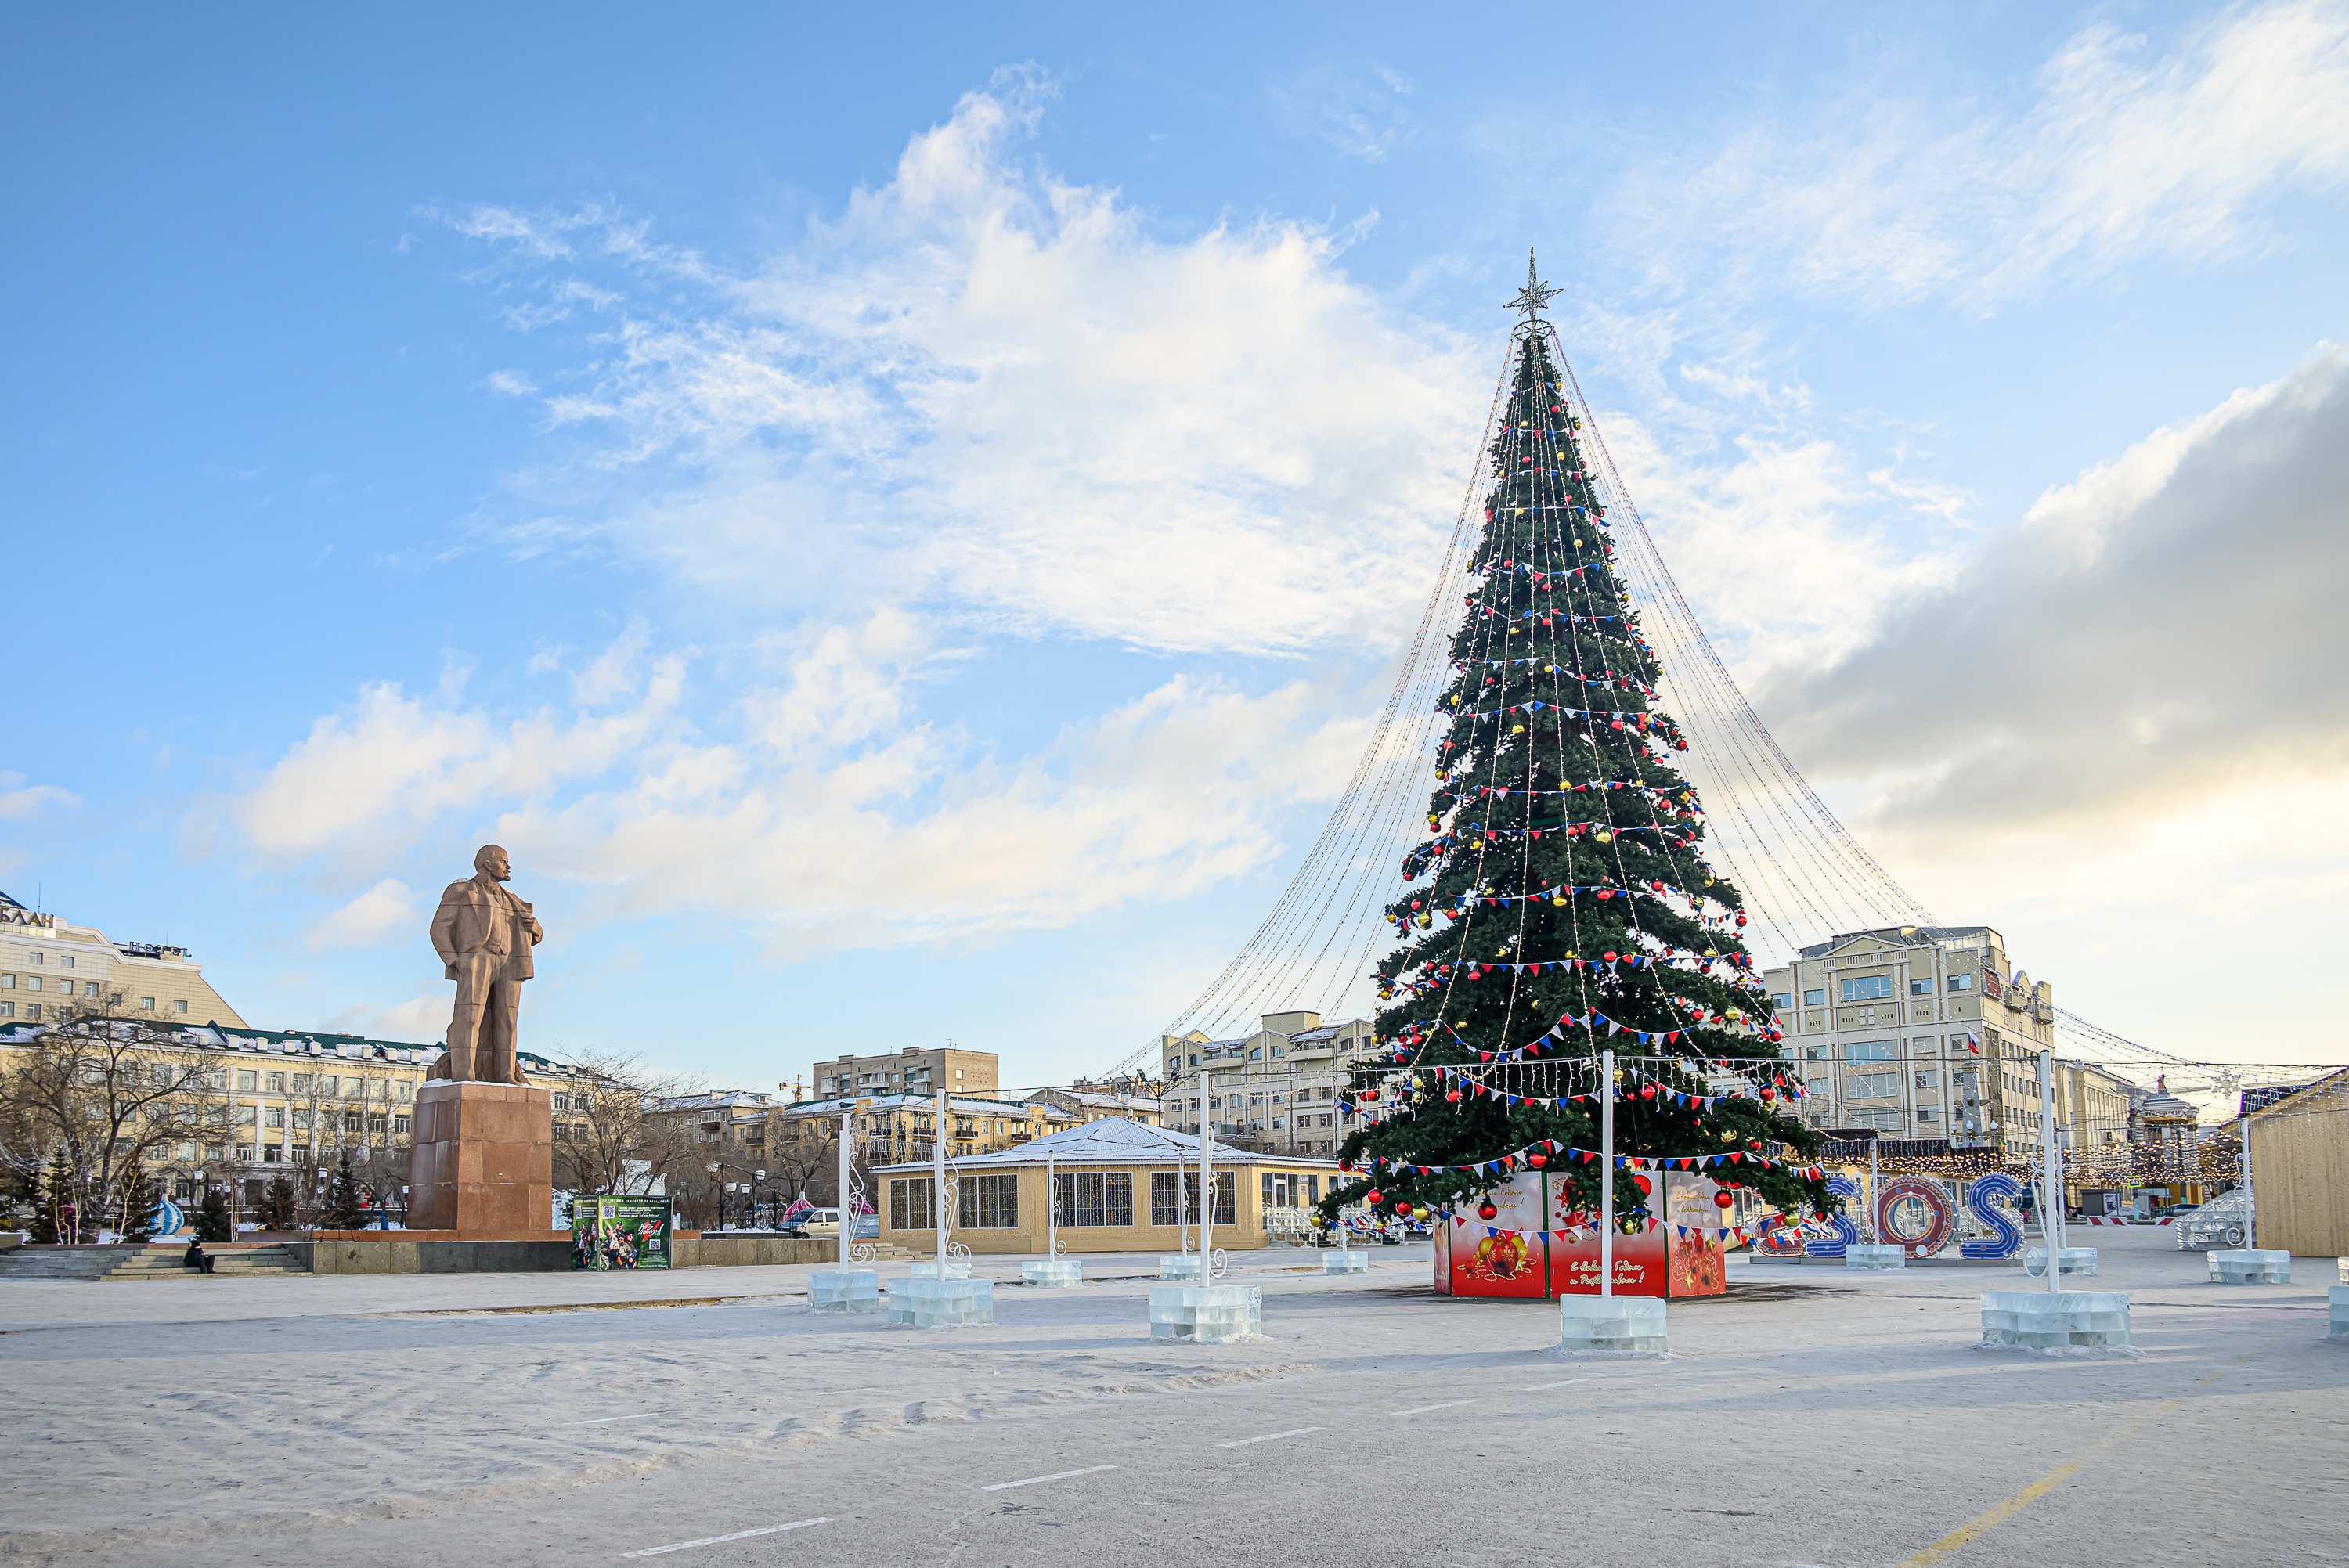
top-left (1149, 1283), bottom-right (1261, 1342)
top-left (1322, 1249), bottom-right (1369, 1274)
top-left (2208, 1249), bottom-right (2292, 1285)
top-left (2025, 1247), bottom-right (2100, 1277)
top-left (1021, 1259), bottom-right (1082, 1288)
top-left (810, 1269), bottom-right (880, 1312)
top-left (1560, 1296), bottom-right (1669, 1357)
top-left (1846, 1244), bottom-right (1906, 1271)
top-left (406, 1081), bottom-right (553, 1234)
top-left (1980, 1289), bottom-right (2131, 1350)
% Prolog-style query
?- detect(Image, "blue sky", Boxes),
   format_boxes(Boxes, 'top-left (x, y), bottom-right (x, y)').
top-left (7, 2), bottom-right (2347, 1090)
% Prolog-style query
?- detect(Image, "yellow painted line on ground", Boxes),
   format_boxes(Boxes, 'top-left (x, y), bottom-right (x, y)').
top-left (1893, 1343), bottom-right (2266, 1566)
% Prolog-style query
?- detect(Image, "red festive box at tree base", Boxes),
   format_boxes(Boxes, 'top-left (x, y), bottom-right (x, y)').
top-left (1432, 1170), bottom-right (1729, 1299)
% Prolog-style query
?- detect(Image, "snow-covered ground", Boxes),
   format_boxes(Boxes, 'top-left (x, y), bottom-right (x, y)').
top-left (0, 1229), bottom-right (2336, 1566)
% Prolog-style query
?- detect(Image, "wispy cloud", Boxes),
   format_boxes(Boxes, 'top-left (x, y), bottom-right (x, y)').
top-left (1599, 0), bottom-right (2349, 311)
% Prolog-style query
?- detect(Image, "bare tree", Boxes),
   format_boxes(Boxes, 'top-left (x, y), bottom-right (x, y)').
top-left (550, 1049), bottom-right (702, 1198)
top-left (0, 1007), bottom-right (222, 1239)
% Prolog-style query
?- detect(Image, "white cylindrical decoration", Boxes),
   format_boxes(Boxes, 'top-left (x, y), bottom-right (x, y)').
top-left (2037, 1049), bottom-right (2061, 1295)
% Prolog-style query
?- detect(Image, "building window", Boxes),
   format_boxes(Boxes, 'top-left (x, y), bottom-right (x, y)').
top-left (172, 1000), bottom-right (188, 1013)
top-left (59, 955), bottom-right (74, 970)
top-left (1150, 1171), bottom-right (1185, 1226)
top-left (1770, 993), bottom-right (1793, 1013)
top-left (1054, 1171), bottom-right (1135, 1227)
top-left (237, 1070), bottom-right (259, 1092)
top-left (1909, 978), bottom-right (1933, 996)
top-left (1914, 1070), bottom-right (1939, 1088)
top-left (1846, 1040), bottom-right (1896, 1063)
top-left (263, 1071), bottom-right (284, 1094)
top-left (962, 1172), bottom-right (1018, 1227)
top-left (265, 1106), bottom-right (285, 1129)
top-left (1840, 976), bottom-right (1894, 1002)
top-left (139, 996), bottom-right (155, 1009)
top-left (393, 1116), bottom-right (411, 1136)
top-left (343, 1112), bottom-right (363, 1133)
top-left (26, 977), bottom-right (41, 993)
top-left (1846, 1108), bottom-right (1904, 1131)
top-left (1947, 975), bottom-right (1974, 993)
top-left (889, 1177), bottom-right (936, 1231)
top-left (1846, 1072), bottom-right (1899, 1099)
top-left (1802, 989), bottom-right (1825, 1007)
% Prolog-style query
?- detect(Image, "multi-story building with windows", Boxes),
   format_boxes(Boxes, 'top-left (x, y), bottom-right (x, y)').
top-left (1159, 1009), bottom-right (1377, 1155)
top-left (1762, 925), bottom-right (2057, 1152)
top-left (1023, 1084), bottom-right (1163, 1127)
top-left (812, 1045), bottom-right (997, 1100)
top-left (0, 1015), bottom-right (580, 1217)
top-left (0, 892), bottom-right (246, 1028)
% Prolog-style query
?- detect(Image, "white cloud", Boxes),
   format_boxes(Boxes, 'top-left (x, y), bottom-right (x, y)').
top-left (226, 628), bottom-right (687, 866)
top-left (442, 75), bottom-right (1481, 658)
top-left (229, 610), bottom-right (1373, 958)
top-left (1603, 0), bottom-right (2349, 309)
top-left (307, 878), bottom-right (420, 951)
top-left (0, 775), bottom-right (78, 820)
top-left (482, 369), bottom-right (538, 395)
top-left (1758, 344), bottom-right (2349, 843)
top-left (325, 993), bottom-right (450, 1045)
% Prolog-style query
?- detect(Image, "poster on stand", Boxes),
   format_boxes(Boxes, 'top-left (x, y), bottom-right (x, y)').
top-left (1442, 1171), bottom-right (1548, 1298)
top-left (572, 1196), bottom-right (674, 1270)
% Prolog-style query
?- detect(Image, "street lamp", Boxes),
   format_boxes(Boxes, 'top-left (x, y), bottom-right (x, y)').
top-left (707, 1162), bottom-right (723, 1231)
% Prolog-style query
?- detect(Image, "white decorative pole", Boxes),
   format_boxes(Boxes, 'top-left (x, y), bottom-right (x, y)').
top-left (1869, 1136), bottom-right (1881, 1245)
top-left (1046, 1149), bottom-right (1057, 1258)
top-left (1600, 1047), bottom-right (1615, 1299)
top-left (837, 1106), bottom-right (854, 1265)
top-left (1198, 1097), bottom-right (1215, 1272)
top-left (2241, 1115), bottom-right (2256, 1249)
top-left (2036, 1048), bottom-right (2061, 1292)
top-left (934, 1086), bottom-right (949, 1267)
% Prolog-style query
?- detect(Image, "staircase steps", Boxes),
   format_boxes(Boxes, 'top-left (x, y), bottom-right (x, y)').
top-left (0, 1244), bottom-right (310, 1280)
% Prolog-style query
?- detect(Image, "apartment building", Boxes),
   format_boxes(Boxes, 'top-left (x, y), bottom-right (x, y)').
top-left (813, 1045), bottom-right (997, 1099)
top-left (0, 892), bottom-right (246, 1027)
top-left (1763, 925), bottom-right (2056, 1152)
top-left (0, 1016), bottom-right (577, 1210)
top-left (1159, 1009), bottom-right (1377, 1155)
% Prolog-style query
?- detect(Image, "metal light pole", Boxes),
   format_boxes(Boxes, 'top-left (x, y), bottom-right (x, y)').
top-left (1599, 1048), bottom-right (1615, 1300)
top-left (1046, 1150), bottom-right (1057, 1258)
top-left (2035, 1049), bottom-right (2061, 1293)
top-left (707, 1162), bottom-right (723, 1231)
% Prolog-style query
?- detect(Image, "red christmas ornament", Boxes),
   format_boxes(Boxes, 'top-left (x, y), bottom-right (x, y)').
top-left (1759, 1089), bottom-right (1775, 1103)
top-left (1478, 1201), bottom-right (1498, 1220)
top-left (1395, 1202), bottom-right (1415, 1220)
top-left (1639, 1083), bottom-right (1657, 1100)
top-left (1364, 1189), bottom-right (1383, 1206)
top-left (1713, 1190), bottom-right (1735, 1209)
top-left (1528, 1152), bottom-right (1548, 1169)
top-left (1340, 1159), bottom-right (1354, 1173)
top-left (1446, 1090), bottom-right (1462, 1103)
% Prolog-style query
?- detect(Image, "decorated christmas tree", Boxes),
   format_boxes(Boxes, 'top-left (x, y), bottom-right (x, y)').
top-left (1319, 258), bottom-right (1834, 1254)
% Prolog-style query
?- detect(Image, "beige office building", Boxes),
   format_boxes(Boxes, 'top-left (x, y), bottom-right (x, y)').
top-left (1160, 1009), bottom-right (1377, 1155)
top-left (814, 1045), bottom-right (997, 1100)
top-left (1763, 925), bottom-right (2057, 1152)
top-left (0, 893), bottom-right (246, 1028)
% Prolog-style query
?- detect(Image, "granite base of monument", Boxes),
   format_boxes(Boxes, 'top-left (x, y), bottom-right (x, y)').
top-left (407, 1081), bottom-right (554, 1234)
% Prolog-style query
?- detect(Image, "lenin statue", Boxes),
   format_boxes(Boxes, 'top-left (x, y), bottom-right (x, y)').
top-left (428, 844), bottom-right (544, 1084)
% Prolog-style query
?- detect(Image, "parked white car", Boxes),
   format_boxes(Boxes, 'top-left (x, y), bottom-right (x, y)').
top-left (781, 1209), bottom-right (879, 1240)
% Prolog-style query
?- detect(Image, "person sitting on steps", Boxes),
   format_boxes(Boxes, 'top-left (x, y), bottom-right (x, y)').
top-left (182, 1238), bottom-right (215, 1274)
